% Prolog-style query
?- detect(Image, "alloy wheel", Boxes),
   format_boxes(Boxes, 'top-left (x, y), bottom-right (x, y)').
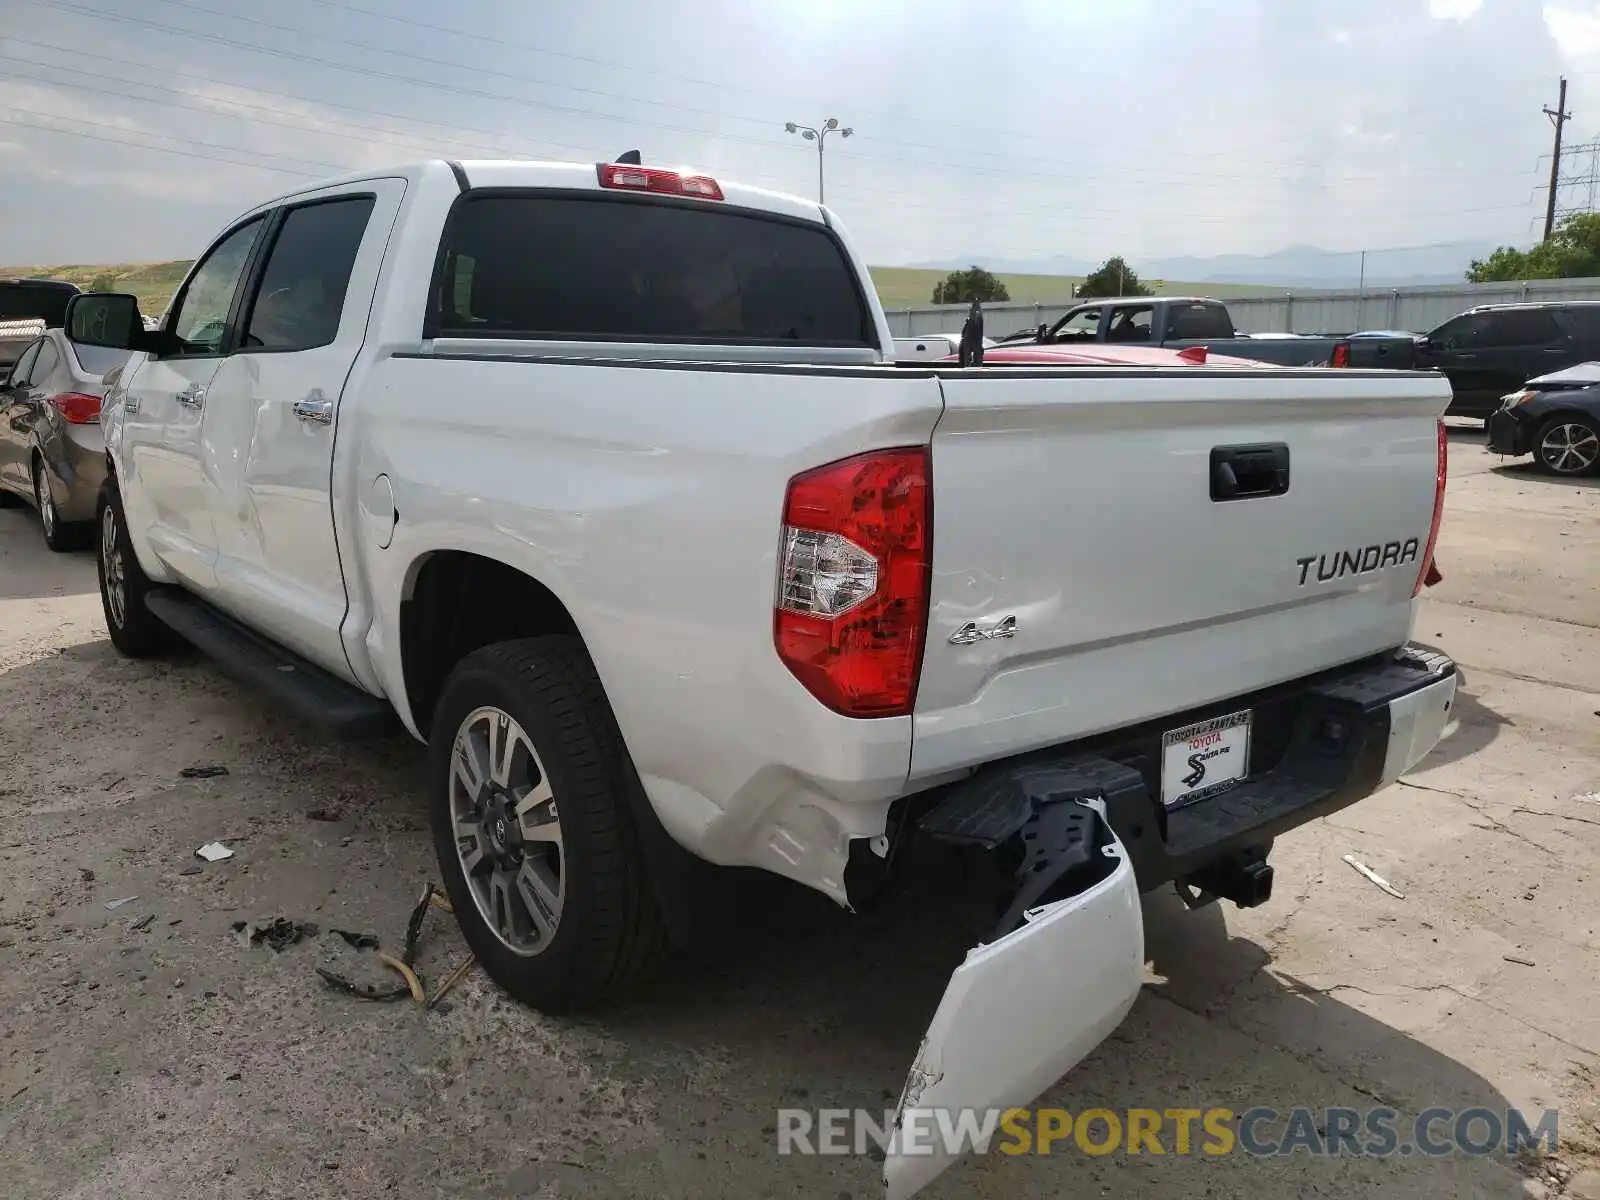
top-left (448, 705), bottom-right (565, 956)
top-left (35, 466), bottom-right (55, 539)
top-left (1540, 421), bottom-right (1600, 474)
top-left (101, 505), bottom-right (127, 628)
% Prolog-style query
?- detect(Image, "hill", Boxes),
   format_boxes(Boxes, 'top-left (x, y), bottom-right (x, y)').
top-left (0, 261), bottom-right (191, 317)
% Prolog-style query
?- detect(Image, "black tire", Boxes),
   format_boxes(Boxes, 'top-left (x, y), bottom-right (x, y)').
top-left (34, 456), bottom-right (86, 552)
top-left (96, 477), bottom-right (176, 656)
top-left (428, 636), bottom-right (666, 1012)
top-left (1533, 413), bottom-right (1600, 476)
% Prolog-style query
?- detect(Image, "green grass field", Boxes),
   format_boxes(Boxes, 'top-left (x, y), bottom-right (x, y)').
top-left (1, 261), bottom-right (192, 317)
top-left (6, 260), bottom-right (1274, 320)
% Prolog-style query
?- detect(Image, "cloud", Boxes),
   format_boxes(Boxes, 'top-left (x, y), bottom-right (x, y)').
top-left (1545, 2), bottom-right (1600, 55)
top-left (1429, 0), bottom-right (1484, 19)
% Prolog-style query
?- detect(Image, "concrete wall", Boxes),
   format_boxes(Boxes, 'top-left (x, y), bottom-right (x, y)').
top-left (879, 276), bottom-right (1600, 340)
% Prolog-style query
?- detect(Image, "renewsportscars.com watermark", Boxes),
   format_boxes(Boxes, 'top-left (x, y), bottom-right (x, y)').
top-left (777, 1106), bottom-right (1560, 1159)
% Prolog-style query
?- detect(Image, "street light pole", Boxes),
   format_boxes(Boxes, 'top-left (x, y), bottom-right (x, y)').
top-left (784, 117), bottom-right (853, 205)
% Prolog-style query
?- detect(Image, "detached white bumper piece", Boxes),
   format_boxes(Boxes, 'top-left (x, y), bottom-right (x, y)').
top-left (885, 802), bottom-right (1144, 1200)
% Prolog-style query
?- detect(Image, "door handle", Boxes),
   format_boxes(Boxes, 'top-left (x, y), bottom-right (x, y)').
top-left (1211, 442), bottom-right (1290, 501)
top-left (292, 392), bottom-right (334, 426)
top-left (174, 384), bottom-right (204, 409)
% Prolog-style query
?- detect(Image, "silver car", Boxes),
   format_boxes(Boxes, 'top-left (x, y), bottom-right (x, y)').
top-left (0, 330), bottom-right (130, 550)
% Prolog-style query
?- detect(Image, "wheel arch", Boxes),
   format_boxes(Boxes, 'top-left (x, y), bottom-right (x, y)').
top-left (396, 548), bottom-right (703, 947)
top-left (398, 549), bottom-right (583, 741)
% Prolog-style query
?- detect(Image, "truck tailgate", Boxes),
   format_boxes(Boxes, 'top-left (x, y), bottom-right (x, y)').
top-left (911, 368), bottom-right (1450, 778)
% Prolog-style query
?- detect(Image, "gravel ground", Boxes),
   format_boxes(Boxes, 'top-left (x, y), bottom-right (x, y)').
top-left (1, 428), bottom-right (1596, 1200)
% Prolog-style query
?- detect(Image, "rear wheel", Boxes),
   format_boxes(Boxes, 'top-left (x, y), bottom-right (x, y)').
top-left (428, 637), bottom-right (665, 1011)
top-left (97, 479), bottom-right (176, 656)
top-left (1534, 415), bottom-right (1600, 476)
top-left (33, 457), bottom-right (82, 552)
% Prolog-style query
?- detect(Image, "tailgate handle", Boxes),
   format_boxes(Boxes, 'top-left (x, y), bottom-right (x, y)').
top-left (1211, 443), bottom-right (1289, 501)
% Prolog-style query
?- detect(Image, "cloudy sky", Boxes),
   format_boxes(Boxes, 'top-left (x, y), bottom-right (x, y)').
top-left (2, 0), bottom-right (1598, 271)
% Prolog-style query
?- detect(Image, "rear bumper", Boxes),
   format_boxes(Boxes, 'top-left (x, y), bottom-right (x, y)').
top-left (42, 425), bottom-right (106, 522)
top-left (1486, 406), bottom-right (1534, 456)
top-left (914, 647), bottom-right (1457, 892)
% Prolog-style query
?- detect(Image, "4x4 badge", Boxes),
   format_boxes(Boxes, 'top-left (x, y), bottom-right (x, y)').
top-left (949, 615), bottom-right (1018, 645)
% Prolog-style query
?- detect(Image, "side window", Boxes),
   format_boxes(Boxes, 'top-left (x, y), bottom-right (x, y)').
top-left (7, 340), bottom-right (42, 388)
top-left (1430, 314), bottom-right (1485, 351)
top-left (1481, 309), bottom-right (1562, 347)
top-left (1106, 305), bottom-right (1153, 343)
top-left (167, 217), bottom-right (265, 356)
top-left (1052, 308), bottom-right (1102, 341)
top-left (240, 196), bottom-right (376, 353)
top-left (29, 339), bottom-right (60, 386)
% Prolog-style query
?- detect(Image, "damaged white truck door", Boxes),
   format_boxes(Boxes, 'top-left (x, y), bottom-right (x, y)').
top-left (884, 800), bottom-right (1146, 1199)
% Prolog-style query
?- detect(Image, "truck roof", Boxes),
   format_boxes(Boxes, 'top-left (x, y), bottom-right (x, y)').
top-left (241, 158), bottom-right (828, 227)
top-left (1071, 295), bottom-right (1221, 306)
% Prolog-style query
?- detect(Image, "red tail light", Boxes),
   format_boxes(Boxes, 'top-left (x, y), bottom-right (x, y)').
top-left (1177, 345), bottom-right (1209, 364)
top-left (49, 392), bottom-right (101, 425)
top-left (774, 448), bottom-right (932, 718)
top-left (1330, 342), bottom-right (1351, 368)
top-left (596, 163), bottom-right (723, 201)
top-left (1413, 421), bottom-right (1447, 597)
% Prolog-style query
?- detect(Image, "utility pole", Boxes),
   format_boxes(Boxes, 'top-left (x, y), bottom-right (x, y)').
top-left (1544, 76), bottom-right (1571, 241)
top-left (783, 117), bottom-right (853, 205)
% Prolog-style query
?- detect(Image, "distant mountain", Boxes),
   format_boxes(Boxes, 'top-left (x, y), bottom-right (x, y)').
top-left (906, 241), bottom-right (1498, 289)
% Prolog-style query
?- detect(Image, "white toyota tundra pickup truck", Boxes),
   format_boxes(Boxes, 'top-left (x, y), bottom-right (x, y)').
top-left (66, 158), bottom-right (1456, 1197)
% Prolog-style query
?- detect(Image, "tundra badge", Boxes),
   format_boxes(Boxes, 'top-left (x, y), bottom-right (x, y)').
top-left (1296, 538), bottom-right (1420, 586)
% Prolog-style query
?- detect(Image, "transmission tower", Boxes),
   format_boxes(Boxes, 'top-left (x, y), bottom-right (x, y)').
top-left (1552, 135), bottom-right (1600, 223)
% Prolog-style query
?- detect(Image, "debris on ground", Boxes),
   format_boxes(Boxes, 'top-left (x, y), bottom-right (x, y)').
top-left (1342, 854), bottom-right (1406, 899)
top-left (196, 841), bottom-right (235, 862)
top-left (180, 765), bottom-right (229, 779)
top-left (234, 917), bottom-right (319, 952)
top-left (178, 865), bottom-right (203, 876)
top-left (130, 914), bottom-right (156, 932)
top-left (305, 808), bottom-right (342, 822)
top-left (1504, 954), bottom-right (1537, 967)
top-left (314, 967), bottom-right (411, 1002)
top-left (316, 882), bottom-right (473, 1008)
top-left (104, 896), bottom-right (139, 910)
top-left (78, 868), bottom-right (95, 883)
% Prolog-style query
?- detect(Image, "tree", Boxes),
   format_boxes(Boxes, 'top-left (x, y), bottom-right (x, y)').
top-left (1075, 256), bottom-right (1151, 299)
top-left (1467, 213), bottom-right (1600, 282)
top-left (932, 265), bottom-right (1010, 305)
top-left (87, 272), bottom-right (118, 293)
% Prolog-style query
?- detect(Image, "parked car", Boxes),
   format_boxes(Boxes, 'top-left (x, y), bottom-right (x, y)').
top-left (1336, 301), bottom-right (1600, 420)
top-left (991, 295), bottom-right (1395, 366)
top-left (1, 278), bottom-right (80, 383)
top-left (0, 325), bottom-right (129, 549)
top-left (1486, 361), bottom-right (1600, 475)
top-left (71, 157), bottom-right (1456, 1199)
top-left (951, 342), bottom-right (1273, 368)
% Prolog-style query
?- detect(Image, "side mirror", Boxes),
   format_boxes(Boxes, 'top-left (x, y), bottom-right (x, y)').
top-left (65, 293), bottom-right (144, 350)
top-left (1035, 323), bottom-right (1048, 343)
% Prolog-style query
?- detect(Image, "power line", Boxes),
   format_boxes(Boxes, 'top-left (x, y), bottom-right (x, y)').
top-left (0, 113), bottom-right (322, 177)
top-left (289, 0), bottom-right (1567, 172)
top-left (31, 0), bottom-right (1553, 190)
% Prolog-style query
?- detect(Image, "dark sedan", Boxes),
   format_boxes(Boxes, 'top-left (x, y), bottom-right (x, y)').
top-left (1486, 362), bottom-right (1600, 476)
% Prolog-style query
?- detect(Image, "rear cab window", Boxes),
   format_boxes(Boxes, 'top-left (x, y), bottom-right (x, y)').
top-left (428, 193), bottom-right (873, 347)
top-left (0, 282), bottom-right (75, 327)
top-left (1164, 302), bottom-right (1234, 340)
